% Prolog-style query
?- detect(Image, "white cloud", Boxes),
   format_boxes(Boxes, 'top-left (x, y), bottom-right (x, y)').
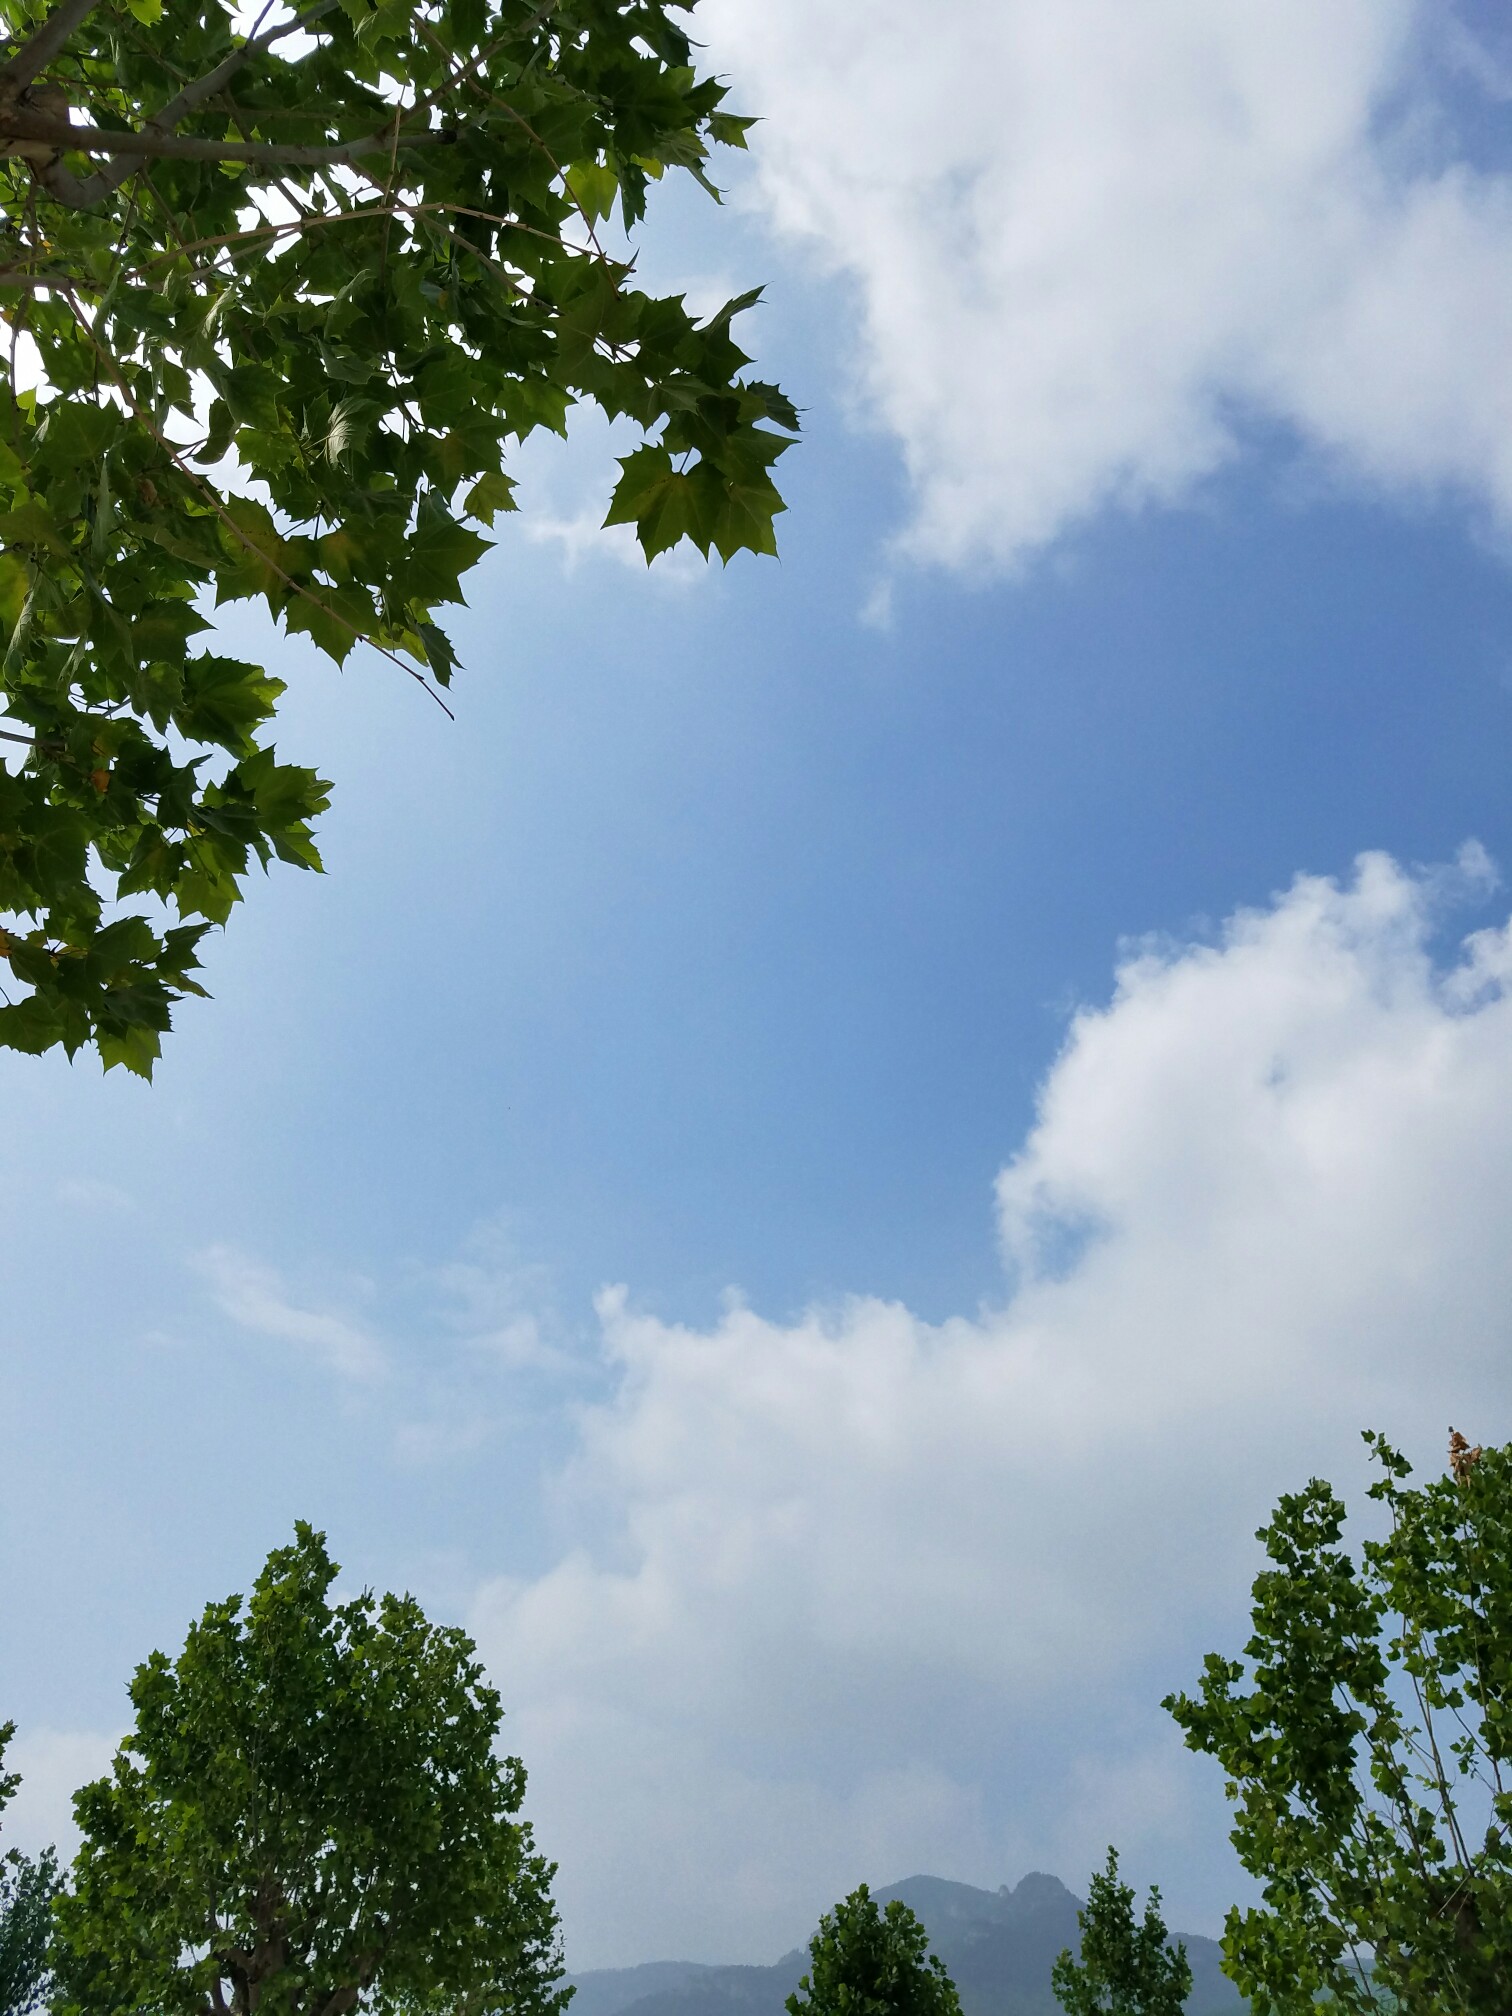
top-left (474, 848), bottom-right (1512, 1966)
top-left (700, 0), bottom-right (1512, 569)
top-left (430, 1216), bottom-right (575, 1373)
top-left (197, 1244), bottom-right (386, 1382)
top-left (190, 1221), bottom-right (581, 1458)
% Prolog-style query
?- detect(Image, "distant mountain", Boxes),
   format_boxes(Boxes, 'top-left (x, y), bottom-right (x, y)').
top-left (565, 1964), bottom-right (717, 2016)
top-left (565, 1873), bottom-right (1244, 2016)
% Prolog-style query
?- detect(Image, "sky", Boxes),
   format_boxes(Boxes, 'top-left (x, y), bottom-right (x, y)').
top-left (8, 0), bottom-right (1512, 1974)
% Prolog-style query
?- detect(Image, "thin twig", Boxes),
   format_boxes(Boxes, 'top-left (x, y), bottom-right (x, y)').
top-left (127, 198), bottom-right (574, 320)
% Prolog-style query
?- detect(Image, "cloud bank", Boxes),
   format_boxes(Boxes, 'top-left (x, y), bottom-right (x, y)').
top-left (700, 0), bottom-right (1512, 569)
top-left (15, 859), bottom-right (1512, 1966)
top-left (472, 850), bottom-right (1512, 1965)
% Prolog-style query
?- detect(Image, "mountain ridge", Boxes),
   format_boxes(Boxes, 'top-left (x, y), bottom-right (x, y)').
top-left (565, 1872), bottom-right (1244, 2016)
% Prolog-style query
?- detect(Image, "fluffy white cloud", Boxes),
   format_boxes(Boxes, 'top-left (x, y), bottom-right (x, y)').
top-left (474, 849), bottom-right (1512, 1965)
top-left (698, 0), bottom-right (1512, 569)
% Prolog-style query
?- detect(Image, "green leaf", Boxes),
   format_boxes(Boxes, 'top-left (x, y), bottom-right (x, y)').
top-left (405, 499), bottom-right (491, 605)
top-left (0, 553), bottom-right (30, 633)
top-left (416, 619), bottom-right (458, 685)
top-left (327, 396), bottom-right (379, 470)
top-left (604, 446), bottom-right (713, 560)
top-left (215, 497), bottom-right (291, 604)
top-left (464, 470), bottom-right (518, 527)
top-left (283, 586), bottom-right (378, 668)
top-left (97, 1020), bottom-right (162, 1077)
top-left (0, 994), bottom-right (62, 1056)
top-left (0, 501), bottom-right (69, 559)
top-left (179, 657), bottom-right (285, 752)
top-left (709, 112), bottom-right (756, 149)
top-left (134, 602), bottom-right (214, 666)
top-left (218, 365), bottom-right (283, 434)
top-left (564, 162), bottom-right (620, 227)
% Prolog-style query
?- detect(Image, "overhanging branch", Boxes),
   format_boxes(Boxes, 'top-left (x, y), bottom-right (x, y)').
top-left (4, 110), bottom-right (456, 166)
top-left (6, 107), bottom-right (456, 207)
top-left (0, 0), bottom-right (367, 209)
top-left (0, 0), bottom-right (102, 103)
top-left (154, 0), bottom-right (341, 131)
top-left (0, 264), bottom-right (90, 291)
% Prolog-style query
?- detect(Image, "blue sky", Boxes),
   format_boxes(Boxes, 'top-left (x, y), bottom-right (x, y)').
top-left (8, 0), bottom-right (1512, 1974)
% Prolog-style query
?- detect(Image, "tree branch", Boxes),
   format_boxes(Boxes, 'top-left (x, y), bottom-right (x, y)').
top-left (0, 259), bottom-right (102, 290)
top-left (21, 0), bottom-right (343, 207)
top-left (2, 0), bottom-right (441, 212)
top-left (5, 109), bottom-right (456, 168)
top-left (0, 0), bottom-right (103, 103)
top-left (152, 0), bottom-right (340, 132)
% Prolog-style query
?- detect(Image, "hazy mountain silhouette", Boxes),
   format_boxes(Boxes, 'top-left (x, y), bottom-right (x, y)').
top-left (566, 1873), bottom-right (1244, 2016)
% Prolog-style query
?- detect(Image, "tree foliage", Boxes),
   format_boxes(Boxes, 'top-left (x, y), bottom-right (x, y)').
top-left (0, 0), bottom-right (796, 1073)
top-left (1049, 1848), bottom-right (1191, 2016)
top-left (0, 1724), bottom-right (58, 2016)
top-left (1165, 1428), bottom-right (1512, 2015)
top-left (51, 1522), bottom-right (568, 2016)
top-left (785, 1886), bottom-right (962, 2016)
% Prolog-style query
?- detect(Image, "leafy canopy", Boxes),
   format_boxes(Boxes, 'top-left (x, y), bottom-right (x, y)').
top-left (786, 1886), bottom-right (963, 2016)
top-left (0, 0), bottom-right (796, 1073)
top-left (1165, 1429), bottom-right (1512, 2016)
top-left (1049, 1849), bottom-right (1191, 2016)
top-left (0, 1724), bottom-right (58, 2016)
top-left (51, 1522), bottom-right (568, 2016)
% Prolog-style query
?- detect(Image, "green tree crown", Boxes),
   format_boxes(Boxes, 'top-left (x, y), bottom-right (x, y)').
top-left (0, 0), bottom-right (796, 1072)
top-left (51, 1522), bottom-right (568, 2016)
top-left (0, 1723), bottom-right (59, 2016)
top-left (785, 1886), bottom-right (962, 2016)
top-left (1050, 1848), bottom-right (1192, 2016)
top-left (1165, 1429), bottom-right (1512, 2015)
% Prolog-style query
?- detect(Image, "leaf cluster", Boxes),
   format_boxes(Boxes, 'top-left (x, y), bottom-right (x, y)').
top-left (0, 1724), bottom-right (59, 2016)
top-left (786, 1886), bottom-right (962, 2016)
top-left (0, 0), bottom-right (796, 1071)
top-left (1165, 1431), bottom-right (1512, 2015)
top-left (1049, 1849), bottom-right (1191, 2016)
top-left (50, 1522), bottom-right (568, 2016)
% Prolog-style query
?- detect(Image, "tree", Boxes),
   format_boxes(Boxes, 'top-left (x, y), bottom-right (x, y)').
top-left (785, 1886), bottom-right (962, 2016)
top-left (0, 1724), bottom-right (59, 2016)
top-left (1050, 1848), bottom-right (1191, 2016)
top-left (51, 1522), bottom-right (569, 2016)
top-left (0, 0), bottom-right (796, 1074)
top-left (1165, 1428), bottom-right (1512, 2015)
